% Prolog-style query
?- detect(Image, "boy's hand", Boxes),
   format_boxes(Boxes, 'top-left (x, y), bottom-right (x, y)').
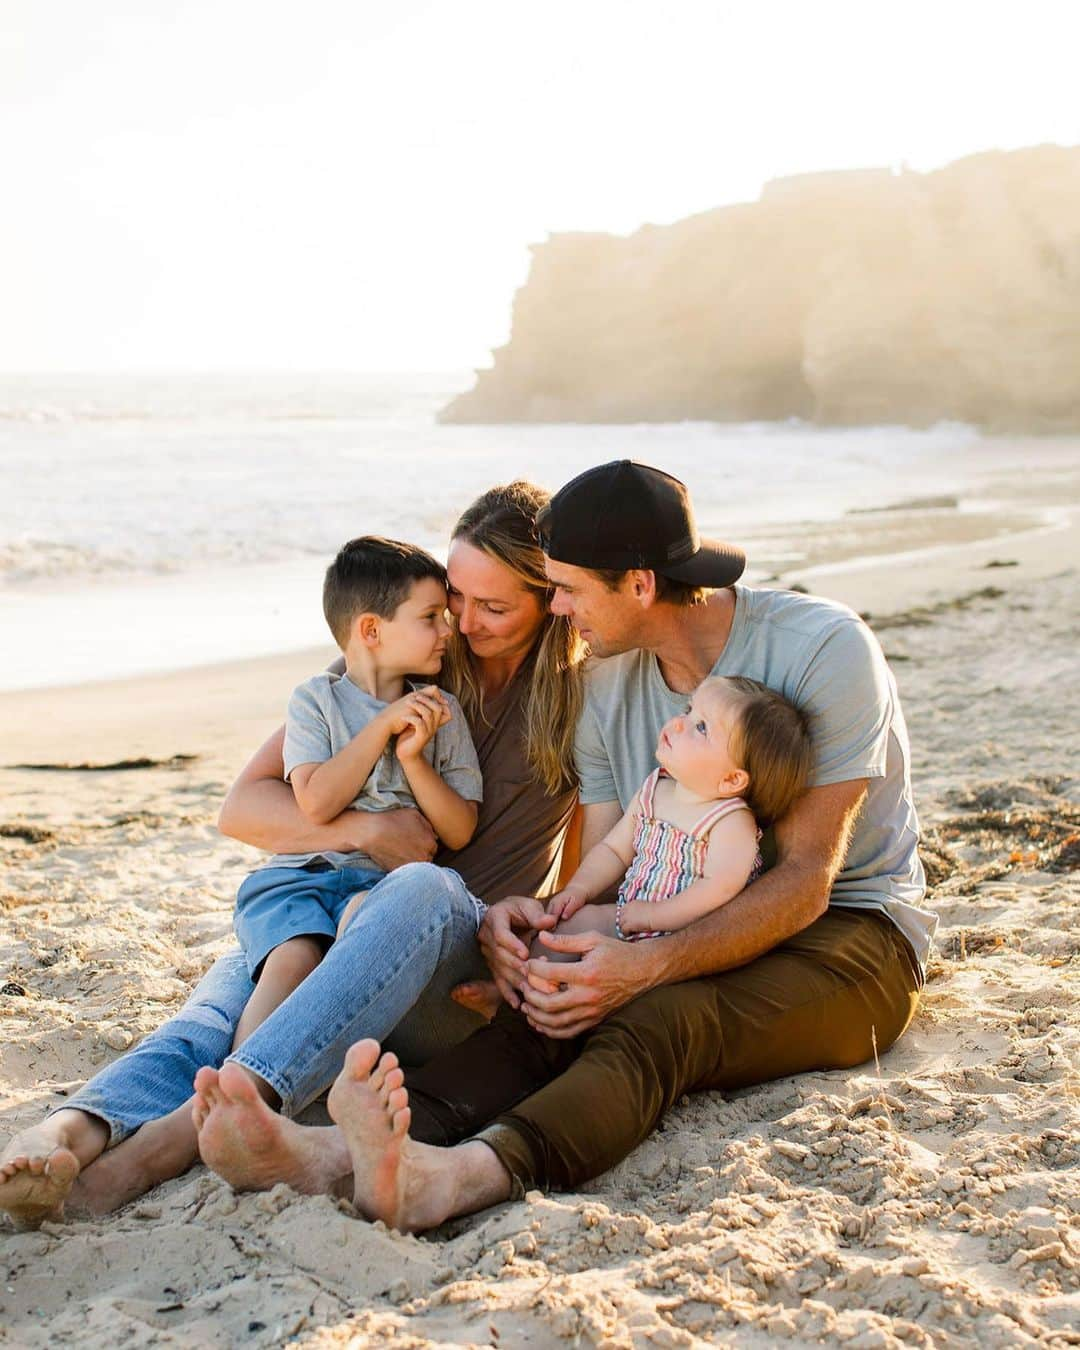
top-left (545, 885), bottom-right (589, 923)
top-left (381, 687), bottom-right (450, 736)
top-left (390, 686), bottom-right (450, 760)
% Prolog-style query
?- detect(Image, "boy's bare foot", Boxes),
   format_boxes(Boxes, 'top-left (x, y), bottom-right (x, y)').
top-left (0, 1145), bottom-right (80, 1230)
top-left (328, 1039), bottom-right (508, 1232)
top-left (450, 979), bottom-right (502, 1021)
top-left (193, 1063), bottom-right (350, 1197)
top-left (69, 1100), bottom-right (200, 1215)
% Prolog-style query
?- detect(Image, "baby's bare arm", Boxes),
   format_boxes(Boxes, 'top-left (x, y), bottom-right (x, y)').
top-left (546, 795), bottom-right (638, 920)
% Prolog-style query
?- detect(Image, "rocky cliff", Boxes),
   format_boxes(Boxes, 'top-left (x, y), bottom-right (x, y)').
top-left (440, 146), bottom-right (1080, 429)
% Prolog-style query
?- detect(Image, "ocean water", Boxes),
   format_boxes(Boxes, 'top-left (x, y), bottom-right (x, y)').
top-left (0, 372), bottom-right (1028, 691)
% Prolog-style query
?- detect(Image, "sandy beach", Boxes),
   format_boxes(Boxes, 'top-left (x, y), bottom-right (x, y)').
top-left (2, 479), bottom-right (1078, 1346)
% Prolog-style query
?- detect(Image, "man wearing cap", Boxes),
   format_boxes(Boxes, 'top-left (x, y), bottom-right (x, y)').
top-left (311, 458), bottom-right (935, 1233)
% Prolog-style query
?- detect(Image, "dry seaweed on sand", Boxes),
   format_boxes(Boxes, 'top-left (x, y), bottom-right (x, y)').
top-left (9, 754), bottom-right (198, 771)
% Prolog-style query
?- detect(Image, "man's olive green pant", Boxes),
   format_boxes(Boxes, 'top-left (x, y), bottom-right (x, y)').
top-left (404, 907), bottom-right (922, 1194)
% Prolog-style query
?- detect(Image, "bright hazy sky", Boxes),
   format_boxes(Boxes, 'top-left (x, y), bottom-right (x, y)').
top-left (3, 0), bottom-right (1078, 372)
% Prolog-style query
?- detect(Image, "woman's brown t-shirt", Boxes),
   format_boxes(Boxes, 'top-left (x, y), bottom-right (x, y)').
top-left (436, 662), bottom-right (577, 903)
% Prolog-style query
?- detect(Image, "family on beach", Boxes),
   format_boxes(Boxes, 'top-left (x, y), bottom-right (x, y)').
top-left (1, 460), bottom-right (935, 1234)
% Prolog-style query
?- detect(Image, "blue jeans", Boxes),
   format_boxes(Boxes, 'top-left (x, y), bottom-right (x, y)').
top-left (62, 863), bottom-right (489, 1143)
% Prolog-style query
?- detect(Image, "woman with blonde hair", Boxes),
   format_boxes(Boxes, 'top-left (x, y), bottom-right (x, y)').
top-left (444, 479), bottom-right (582, 800)
top-left (1, 480), bottom-right (584, 1227)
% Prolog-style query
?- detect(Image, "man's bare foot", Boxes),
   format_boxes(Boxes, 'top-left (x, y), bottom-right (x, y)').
top-left (450, 979), bottom-right (502, 1021)
top-left (0, 1109), bottom-right (109, 1229)
top-left (327, 1042), bottom-right (411, 1225)
top-left (194, 1063), bottom-right (350, 1197)
top-left (328, 1039), bottom-right (510, 1232)
top-left (69, 1100), bottom-right (200, 1216)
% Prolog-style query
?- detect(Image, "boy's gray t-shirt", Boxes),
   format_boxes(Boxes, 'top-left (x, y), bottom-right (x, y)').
top-left (270, 672), bottom-right (483, 871)
top-left (574, 584), bottom-right (936, 973)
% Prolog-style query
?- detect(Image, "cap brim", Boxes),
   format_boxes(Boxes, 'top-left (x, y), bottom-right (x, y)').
top-left (658, 538), bottom-right (746, 588)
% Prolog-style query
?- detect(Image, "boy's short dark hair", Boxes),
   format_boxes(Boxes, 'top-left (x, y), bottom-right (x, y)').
top-left (323, 536), bottom-right (446, 648)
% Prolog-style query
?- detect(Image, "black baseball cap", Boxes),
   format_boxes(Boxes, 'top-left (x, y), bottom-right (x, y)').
top-left (535, 460), bottom-right (746, 588)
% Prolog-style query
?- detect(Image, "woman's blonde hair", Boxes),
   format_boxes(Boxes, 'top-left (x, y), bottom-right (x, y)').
top-left (440, 481), bottom-right (585, 796)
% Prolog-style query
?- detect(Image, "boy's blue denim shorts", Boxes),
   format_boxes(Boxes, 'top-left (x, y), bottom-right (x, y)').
top-left (234, 862), bottom-right (386, 978)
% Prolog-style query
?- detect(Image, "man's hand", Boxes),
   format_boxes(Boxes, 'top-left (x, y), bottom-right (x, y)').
top-left (521, 929), bottom-right (659, 1038)
top-left (478, 896), bottom-right (557, 1010)
top-left (355, 807), bottom-right (437, 871)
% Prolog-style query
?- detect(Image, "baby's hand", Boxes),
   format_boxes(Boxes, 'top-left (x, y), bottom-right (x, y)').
top-left (615, 900), bottom-right (649, 935)
top-left (546, 885), bottom-right (589, 923)
top-left (390, 686), bottom-right (451, 760)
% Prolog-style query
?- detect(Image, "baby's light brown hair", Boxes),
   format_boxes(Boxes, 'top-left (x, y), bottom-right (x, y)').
top-left (703, 675), bottom-right (813, 825)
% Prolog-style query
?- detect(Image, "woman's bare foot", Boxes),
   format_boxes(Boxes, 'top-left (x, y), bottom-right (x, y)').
top-left (69, 1100), bottom-right (200, 1215)
top-left (0, 1109), bottom-right (108, 1229)
top-left (327, 1039), bottom-right (512, 1232)
top-left (450, 979), bottom-right (502, 1021)
top-left (193, 1063), bottom-right (351, 1197)
top-left (0, 1147), bottom-right (80, 1230)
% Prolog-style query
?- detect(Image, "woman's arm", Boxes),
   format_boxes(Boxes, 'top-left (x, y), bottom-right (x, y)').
top-left (218, 725), bottom-right (438, 867)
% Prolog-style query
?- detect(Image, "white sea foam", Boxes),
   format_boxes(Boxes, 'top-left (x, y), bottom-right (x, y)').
top-left (0, 371), bottom-right (1050, 690)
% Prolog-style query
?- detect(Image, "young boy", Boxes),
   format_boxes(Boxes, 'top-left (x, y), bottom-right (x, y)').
top-left (230, 535), bottom-right (482, 1049)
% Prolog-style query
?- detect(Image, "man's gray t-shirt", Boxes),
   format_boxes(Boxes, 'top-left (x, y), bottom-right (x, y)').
top-left (574, 585), bottom-right (936, 973)
top-left (269, 672), bottom-right (483, 871)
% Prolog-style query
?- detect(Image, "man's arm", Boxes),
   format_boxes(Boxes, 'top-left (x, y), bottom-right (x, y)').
top-left (579, 799), bottom-right (624, 853)
top-left (218, 725), bottom-right (438, 869)
top-left (522, 778), bottom-right (867, 1038)
top-left (576, 800), bottom-right (625, 899)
